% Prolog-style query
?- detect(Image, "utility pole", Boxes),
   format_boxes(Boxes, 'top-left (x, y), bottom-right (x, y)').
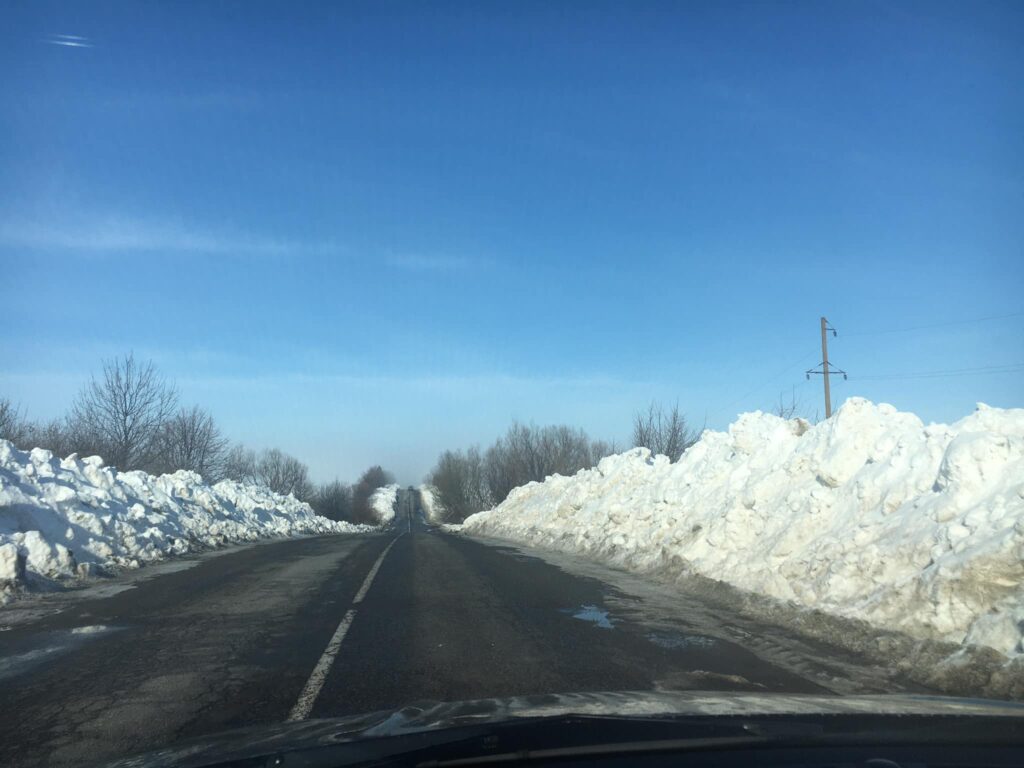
top-left (807, 317), bottom-right (846, 419)
top-left (820, 316), bottom-right (832, 419)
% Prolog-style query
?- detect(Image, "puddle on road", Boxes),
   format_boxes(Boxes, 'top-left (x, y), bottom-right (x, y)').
top-left (647, 631), bottom-right (716, 650)
top-left (563, 604), bottom-right (616, 629)
top-left (71, 624), bottom-right (109, 635)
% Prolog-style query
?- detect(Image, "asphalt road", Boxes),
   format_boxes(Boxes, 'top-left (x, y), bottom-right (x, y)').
top-left (0, 491), bottom-right (927, 767)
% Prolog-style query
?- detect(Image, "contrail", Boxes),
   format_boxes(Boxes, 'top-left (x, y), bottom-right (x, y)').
top-left (44, 34), bottom-right (94, 48)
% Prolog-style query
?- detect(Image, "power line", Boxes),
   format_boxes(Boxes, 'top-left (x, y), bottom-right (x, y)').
top-left (843, 311), bottom-right (1024, 338)
top-left (711, 352), bottom-right (820, 421)
top-left (711, 314), bottom-right (1019, 424)
top-left (850, 363), bottom-right (1024, 382)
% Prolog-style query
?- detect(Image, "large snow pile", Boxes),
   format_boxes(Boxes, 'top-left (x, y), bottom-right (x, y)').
top-left (0, 440), bottom-right (369, 596)
top-left (462, 399), bottom-right (1024, 659)
top-left (369, 484), bottom-right (399, 525)
top-left (419, 484), bottom-right (444, 524)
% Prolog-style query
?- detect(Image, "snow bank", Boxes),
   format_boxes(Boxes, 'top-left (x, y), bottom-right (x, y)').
top-left (462, 399), bottom-right (1024, 659)
top-left (419, 484), bottom-right (444, 524)
top-left (0, 440), bottom-right (369, 596)
top-left (369, 484), bottom-right (399, 525)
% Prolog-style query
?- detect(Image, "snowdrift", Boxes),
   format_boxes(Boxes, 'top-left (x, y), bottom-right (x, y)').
top-left (369, 484), bottom-right (399, 525)
top-left (0, 440), bottom-right (369, 597)
top-left (419, 484), bottom-right (443, 524)
top-left (462, 399), bottom-right (1024, 660)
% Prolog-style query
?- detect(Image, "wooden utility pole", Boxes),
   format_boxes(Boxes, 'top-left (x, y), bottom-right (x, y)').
top-left (806, 317), bottom-right (846, 419)
top-left (820, 316), bottom-right (832, 418)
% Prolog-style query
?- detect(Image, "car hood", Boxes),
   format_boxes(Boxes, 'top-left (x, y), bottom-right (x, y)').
top-left (104, 690), bottom-right (1024, 767)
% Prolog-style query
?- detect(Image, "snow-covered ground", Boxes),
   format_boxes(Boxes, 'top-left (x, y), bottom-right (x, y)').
top-left (461, 399), bottom-right (1024, 662)
top-left (369, 484), bottom-right (399, 525)
top-left (0, 440), bottom-right (371, 598)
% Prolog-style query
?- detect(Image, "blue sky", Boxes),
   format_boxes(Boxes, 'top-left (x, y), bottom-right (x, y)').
top-left (2, 1), bottom-right (1022, 484)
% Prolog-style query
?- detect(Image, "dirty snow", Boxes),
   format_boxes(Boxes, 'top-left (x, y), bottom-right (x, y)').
top-left (0, 440), bottom-right (370, 597)
top-left (462, 399), bottom-right (1024, 659)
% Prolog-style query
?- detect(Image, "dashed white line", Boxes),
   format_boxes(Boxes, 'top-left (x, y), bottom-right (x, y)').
top-left (287, 534), bottom-right (401, 722)
top-left (353, 535), bottom-right (398, 605)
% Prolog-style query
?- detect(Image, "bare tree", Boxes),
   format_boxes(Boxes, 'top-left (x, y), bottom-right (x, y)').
top-left (312, 480), bottom-right (353, 522)
top-left (429, 423), bottom-right (610, 516)
top-left (429, 447), bottom-right (493, 523)
top-left (485, 423), bottom-right (540, 504)
top-left (542, 425), bottom-right (600, 476)
top-left (588, 438), bottom-right (617, 465)
top-left (69, 354), bottom-right (178, 470)
top-left (484, 422), bottom-right (611, 505)
top-left (0, 399), bottom-right (101, 459)
top-left (58, 415), bottom-right (107, 459)
top-left (222, 443), bottom-right (257, 484)
top-left (25, 417), bottom-right (78, 458)
top-left (254, 448), bottom-right (314, 500)
top-left (484, 438), bottom-right (519, 506)
top-left (152, 406), bottom-right (229, 479)
top-left (352, 465), bottom-right (395, 524)
top-left (463, 446), bottom-right (493, 513)
top-left (0, 398), bottom-right (31, 446)
top-left (773, 388), bottom-right (801, 419)
top-left (632, 401), bottom-right (697, 461)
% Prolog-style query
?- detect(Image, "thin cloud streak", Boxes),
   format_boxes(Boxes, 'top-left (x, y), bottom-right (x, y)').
top-left (1, 211), bottom-right (486, 268)
top-left (0, 215), bottom-right (338, 258)
top-left (44, 34), bottom-right (94, 48)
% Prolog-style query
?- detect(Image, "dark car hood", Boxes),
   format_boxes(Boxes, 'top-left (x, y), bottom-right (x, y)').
top-left (104, 690), bottom-right (1024, 767)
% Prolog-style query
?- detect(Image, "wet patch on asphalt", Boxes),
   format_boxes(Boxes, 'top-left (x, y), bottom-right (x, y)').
top-left (563, 605), bottom-right (616, 629)
top-left (647, 631), bottom-right (716, 650)
top-left (0, 624), bottom-right (121, 682)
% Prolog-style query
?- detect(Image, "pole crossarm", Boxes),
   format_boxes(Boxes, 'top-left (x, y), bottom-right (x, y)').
top-left (806, 362), bottom-right (848, 380)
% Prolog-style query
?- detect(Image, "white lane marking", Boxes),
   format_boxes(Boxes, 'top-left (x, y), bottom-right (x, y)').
top-left (286, 610), bottom-right (356, 722)
top-left (287, 535), bottom-right (401, 722)
top-left (353, 534), bottom-right (400, 604)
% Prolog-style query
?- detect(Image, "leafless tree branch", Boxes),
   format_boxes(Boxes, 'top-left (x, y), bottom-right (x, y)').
top-left (69, 353), bottom-right (179, 470)
top-left (632, 401), bottom-right (697, 461)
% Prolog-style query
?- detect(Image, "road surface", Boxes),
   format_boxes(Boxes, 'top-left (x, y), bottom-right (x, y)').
top-left (0, 489), bottom-right (929, 767)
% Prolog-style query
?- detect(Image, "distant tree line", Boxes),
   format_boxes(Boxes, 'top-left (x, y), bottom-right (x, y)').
top-left (427, 402), bottom-right (702, 524)
top-left (309, 465), bottom-right (396, 525)
top-left (427, 423), bottom-right (615, 524)
top-left (0, 353), bottom-right (392, 525)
